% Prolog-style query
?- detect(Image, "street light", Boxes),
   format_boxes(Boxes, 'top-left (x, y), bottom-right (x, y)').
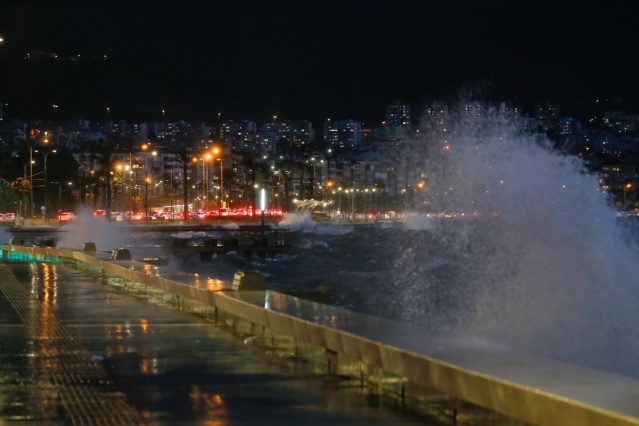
top-left (203, 152), bottom-right (212, 211)
top-left (364, 189), bottom-right (369, 222)
top-left (623, 182), bottom-right (633, 211)
top-left (22, 162), bottom-right (33, 217)
top-left (145, 177), bottom-right (151, 224)
top-left (350, 189), bottom-right (356, 220)
top-left (169, 168), bottom-right (175, 221)
top-left (211, 147), bottom-right (220, 208)
top-left (115, 164), bottom-right (123, 212)
top-left (146, 151), bottom-right (157, 222)
top-left (218, 156), bottom-right (225, 208)
top-left (23, 162), bottom-right (33, 179)
top-left (124, 164), bottom-right (132, 216)
top-left (34, 149), bottom-right (57, 222)
top-left (49, 181), bottom-right (72, 213)
top-left (192, 157), bottom-right (200, 211)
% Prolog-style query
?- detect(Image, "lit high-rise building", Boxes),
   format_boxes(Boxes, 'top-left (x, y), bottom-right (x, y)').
top-left (384, 102), bottom-right (411, 127)
top-left (323, 119), bottom-right (361, 148)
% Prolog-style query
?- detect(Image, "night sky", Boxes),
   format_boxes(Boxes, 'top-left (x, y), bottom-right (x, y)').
top-left (1, 1), bottom-right (637, 125)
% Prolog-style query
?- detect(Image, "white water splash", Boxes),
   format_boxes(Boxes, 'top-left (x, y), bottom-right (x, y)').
top-left (278, 212), bottom-right (318, 231)
top-left (279, 212), bottom-right (353, 235)
top-left (398, 101), bottom-right (639, 377)
top-left (57, 208), bottom-right (131, 251)
top-left (402, 214), bottom-right (436, 230)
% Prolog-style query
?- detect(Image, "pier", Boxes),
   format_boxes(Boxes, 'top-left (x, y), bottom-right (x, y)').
top-left (1, 243), bottom-right (638, 425)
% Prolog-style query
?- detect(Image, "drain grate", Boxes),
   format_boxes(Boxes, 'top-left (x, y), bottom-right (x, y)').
top-left (0, 264), bottom-right (140, 425)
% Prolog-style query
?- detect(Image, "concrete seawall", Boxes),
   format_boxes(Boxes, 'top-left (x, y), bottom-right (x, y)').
top-left (2, 243), bottom-right (638, 426)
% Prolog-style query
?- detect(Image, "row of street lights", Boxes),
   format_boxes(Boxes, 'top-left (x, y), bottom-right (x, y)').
top-left (193, 148), bottom-right (224, 211)
top-left (111, 146), bottom-right (228, 217)
top-left (330, 186), bottom-right (377, 220)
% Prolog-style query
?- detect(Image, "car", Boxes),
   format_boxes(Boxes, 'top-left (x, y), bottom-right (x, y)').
top-left (93, 209), bottom-right (107, 217)
top-left (58, 212), bottom-right (76, 221)
top-left (0, 213), bottom-right (15, 221)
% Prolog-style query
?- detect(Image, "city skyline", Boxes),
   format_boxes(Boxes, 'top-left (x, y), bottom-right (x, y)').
top-left (1, 1), bottom-right (638, 125)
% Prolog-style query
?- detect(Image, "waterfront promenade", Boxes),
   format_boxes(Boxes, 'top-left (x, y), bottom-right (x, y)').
top-left (0, 259), bottom-right (426, 425)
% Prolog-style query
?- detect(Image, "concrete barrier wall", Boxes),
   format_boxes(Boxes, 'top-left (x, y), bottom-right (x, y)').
top-left (2, 244), bottom-right (638, 426)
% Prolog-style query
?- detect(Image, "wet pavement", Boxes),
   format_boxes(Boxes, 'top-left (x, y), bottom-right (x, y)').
top-left (0, 260), bottom-right (430, 425)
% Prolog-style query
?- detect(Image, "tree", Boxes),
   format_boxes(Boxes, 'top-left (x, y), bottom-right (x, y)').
top-left (273, 170), bottom-right (291, 211)
top-left (173, 145), bottom-right (193, 223)
top-left (0, 177), bottom-right (31, 215)
top-left (11, 177), bottom-right (31, 216)
top-left (91, 143), bottom-right (116, 219)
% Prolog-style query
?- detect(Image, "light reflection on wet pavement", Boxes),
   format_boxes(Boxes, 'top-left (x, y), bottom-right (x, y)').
top-left (0, 261), bottom-right (432, 425)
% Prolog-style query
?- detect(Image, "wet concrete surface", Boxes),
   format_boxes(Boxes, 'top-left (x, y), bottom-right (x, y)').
top-left (0, 261), bottom-right (433, 425)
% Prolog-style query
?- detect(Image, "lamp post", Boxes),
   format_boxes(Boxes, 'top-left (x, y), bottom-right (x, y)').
top-left (202, 155), bottom-right (207, 211)
top-left (371, 188), bottom-right (376, 217)
top-left (115, 164), bottom-right (123, 212)
top-left (145, 151), bottom-right (157, 223)
top-left (351, 189), bottom-right (355, 220)
top-left (623, 183), bottom-right (633, 211)
top-left (23, 162), bottom-right (33, 217)
top-left (318, 159), bottom-right (324, 199)
top-left (192, 157), bottom-right (200, 212)
top-left (125, 164), bottom-right (131, 217)
top-left (49, 181), bottom-right (71, 212)
top-left (219, 157), bottom-right (224, 208)
top-left (170, 168), bottom-right (174, 221)
top-left (34, 149), bottom-right (57, 223)
top-left (202, 153), bottom-right (212, 211)
top-left (145, 177), bottom-right (150, 225)
top-left (364, 189), bottom-right (369, 222)
top-left (211, 147), bottom-right (220, 209)
top-left (344, 189), bottom-right (351, 219)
